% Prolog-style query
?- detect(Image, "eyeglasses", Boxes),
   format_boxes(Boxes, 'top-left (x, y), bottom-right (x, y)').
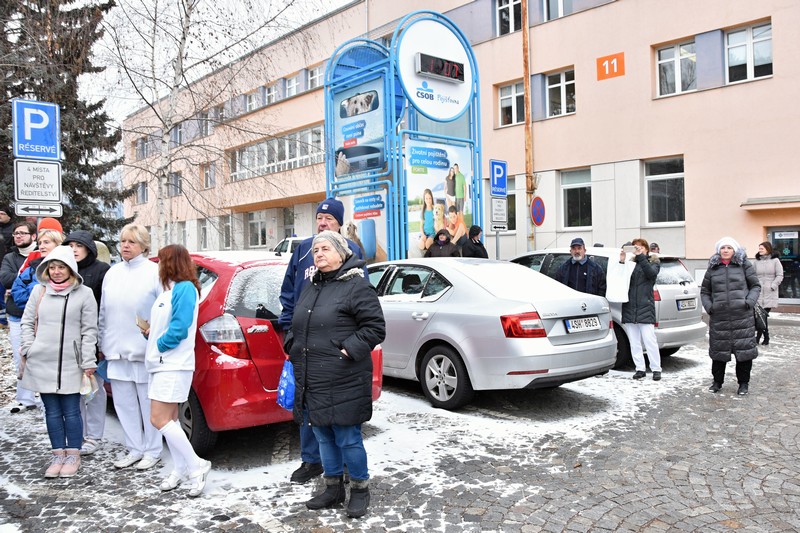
top-left (12, 232), bottom-right (31, 237)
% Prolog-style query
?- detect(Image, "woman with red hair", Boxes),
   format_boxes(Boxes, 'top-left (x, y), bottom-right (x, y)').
top-left (145, 244), bottom-right (211, 497)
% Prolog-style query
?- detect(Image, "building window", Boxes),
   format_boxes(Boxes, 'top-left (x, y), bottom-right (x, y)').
top-left (497, 0), bottom-right (521, 36)
top-left (220, 215), bottom-right (232, 249)
top-left (229, 125), bottom-right (323, 181)
top-left (286, 76), bottom-right (299, 97)
top-left (499, 81), bottom-right (525, 126)
top-left (561, 169), bottom-right (591, 228)
top-left (507, 191), bottom-right (517, 231)
top-left (247, 210), bottom-right (268, 247)
top-left (214, 105), bottom-right (225, 130)
top-left (726, 22), bottom-right (772, 84)
top-left (547, 69), bottom-right (575, 117)
top-left (170, 122), bottom-right (184, 146)
top-left (201, 163), bottom-right (215, 189)
top-left (198, 219), bottom-right (209, 250)
top-left (176, 221), bottom-right (186, 246)
top-left (265, 85), bottom-right (277, 105)
top-left (167, 172), bottom-right (182, 197)
top-left (308, 67), bottom-right (323, 89)
top-left (657, 42), bottom-right (696, 96)
top-left (544, 0), bottom-right (573, 21)
top-left (645, 158), bottom-right (685, 224)
top-left (133, 138), bottom-right (147, 160)
top-left (135, 181), bottom-right (148, 204)
top-left (198, 111), bottom-right (210, 137)
top-left (245, 92), bottom-right (258, 112)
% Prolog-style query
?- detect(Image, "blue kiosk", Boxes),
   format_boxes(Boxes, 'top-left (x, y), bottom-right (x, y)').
top-left (324, 11), bottom-right (482, 262)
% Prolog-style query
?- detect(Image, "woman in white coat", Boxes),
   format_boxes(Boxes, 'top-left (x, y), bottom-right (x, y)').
top-left (753, 241), bottom-right (784, 346)
top-left (98, 224), bottom-right (163, 470)
top-left (20, 245), bottom-right (97, 478)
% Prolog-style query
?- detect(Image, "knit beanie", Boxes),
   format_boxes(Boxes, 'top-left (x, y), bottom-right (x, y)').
top-left (715, 236), bottom-right (742, 254)
top-left (313, 230), bottom-right (352, 262)
top-left (38, 217), bottom-right (63, 234)
top-left (316, 198), bottom-right (345, 227)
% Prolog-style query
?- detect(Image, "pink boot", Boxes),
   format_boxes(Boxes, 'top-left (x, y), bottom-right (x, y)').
top-left (44, 449), bottom-right (65, 478)
top-left (59, 449), bottom-right (81, 477)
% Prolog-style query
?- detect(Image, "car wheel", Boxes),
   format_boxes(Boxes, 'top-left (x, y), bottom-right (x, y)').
top-left (420, 345), bottom-right (474, 409)
top-left (613, 324), bottom-right (633, 369)
top-left (179, 389), bottom-right (218, 455)
top-left (660, 347), bottom-right (679, 357)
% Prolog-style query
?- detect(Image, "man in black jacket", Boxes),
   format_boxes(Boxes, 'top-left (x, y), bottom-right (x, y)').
top-left (425, 229), bottom-right (460, 257)
top-left (556, 237), bottom-right (606, 297)
top-left (460, 225), bottom-right (489, 258)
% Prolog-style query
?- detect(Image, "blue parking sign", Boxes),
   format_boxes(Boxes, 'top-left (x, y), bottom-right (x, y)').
top-left (489, 159), bottom-right (507, 197)
top-left (12, 100), bottom-right (61, 161)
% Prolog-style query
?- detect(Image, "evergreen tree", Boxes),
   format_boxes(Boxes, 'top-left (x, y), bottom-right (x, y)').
top-left (1, 0), bottom-right (131, 242)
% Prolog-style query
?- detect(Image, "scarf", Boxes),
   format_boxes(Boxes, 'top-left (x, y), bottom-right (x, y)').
top-left (49, 279), bottom-right (72, 292)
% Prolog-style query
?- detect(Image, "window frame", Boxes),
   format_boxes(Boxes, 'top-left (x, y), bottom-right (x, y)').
top-left (247, 210), bottom-right (269, 248)
top-left (656, 41), bottom-right (697, 97)
top-left (201, 163), bottom-right (215, 189)
top-left (560, 168), bottom-right (592, 229)
top-left (170, 122), bottom-right (184, 146)
top-left (135, 181), bottom-right (148, 204)
top-left (167, 172), bottom-right (182, 197)
top-left (543, 0), bottom-right (573, 22)
top-left (245, 92), bottom-right (259, 112)
top-left (644, 157), bottom-right (685, 226)
top-left (725, 22), bottom-right (773, 84)
top-left (220, 215), bottom-right (232, 250)
top-left (546, 69), bottom-right (576, 117)
top-left (498, 81), bottom-right (525, 127)
top-left (307, 66), bottom-right (323, 90)
top-left (198, 219), bottom-right (209, 250)
top-left (496, 0), bottom-right (522, 37)
top-left (198, 111), bottom-right (210, 137)
top-left (286, 76), bottom-right (299, 97)
top-left (265, 85), bottom-right (277, 105)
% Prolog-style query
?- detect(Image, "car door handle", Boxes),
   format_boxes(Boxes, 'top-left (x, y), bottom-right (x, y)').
top-left (411, 312), bottom-right (429, 321)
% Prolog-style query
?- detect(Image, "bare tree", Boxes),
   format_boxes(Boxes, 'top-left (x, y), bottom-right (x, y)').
top-left (100, 0), bottom-right (340, 247)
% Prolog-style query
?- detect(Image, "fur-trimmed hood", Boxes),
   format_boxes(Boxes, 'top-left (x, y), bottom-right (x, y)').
top-left (755, 251), bottom-right (780, 260)
top-left (708, 248), bottom-right (748, 267)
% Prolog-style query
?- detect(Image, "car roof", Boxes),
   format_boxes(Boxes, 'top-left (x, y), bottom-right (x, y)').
top-left (191, 250), bottom-right (289, 269)
top-left (511, 247), bottom-right (681, 261)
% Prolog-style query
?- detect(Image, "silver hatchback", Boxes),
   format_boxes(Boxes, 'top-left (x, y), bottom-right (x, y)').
top-left (510, 247), bottom-right (707, 368)
top-left (367, 258), bottom-right (616, 409)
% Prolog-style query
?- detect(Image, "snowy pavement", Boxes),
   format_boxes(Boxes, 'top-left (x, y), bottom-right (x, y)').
top-left (1, 321), bottom-right (799, 532)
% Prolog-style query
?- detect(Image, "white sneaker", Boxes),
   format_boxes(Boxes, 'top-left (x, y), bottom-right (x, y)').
top-left (113, 452), bottom-right (143, 469)
top-left (80, 439), bottom-right (103, 456)
top-left (135, 454), bottom-right (161, 470)
top-left (160, 470), bottom-right (186, 491)
top-left (187, 460), bottom-right (212, 498)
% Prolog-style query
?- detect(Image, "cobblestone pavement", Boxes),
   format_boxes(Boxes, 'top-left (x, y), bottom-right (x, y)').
top-left (0, 320), bottom-right (798, 532)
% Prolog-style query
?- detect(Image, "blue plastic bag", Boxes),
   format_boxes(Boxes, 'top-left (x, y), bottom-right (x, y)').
top-left (276, 359), bottom-right (295, 410)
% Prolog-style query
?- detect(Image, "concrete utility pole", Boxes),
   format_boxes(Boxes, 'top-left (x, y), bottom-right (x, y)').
top-left (521, 0), bottom-right (536, 250)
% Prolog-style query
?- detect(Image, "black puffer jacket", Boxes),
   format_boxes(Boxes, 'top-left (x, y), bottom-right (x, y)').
top-left (64, 231), bottom-right (110, 307)
top-left (425, 229), bottom-right (460, 258)
top-left (289, 254), bottom-right (385, 427)
top-left (701, 250), bottom-right (761, 362)
top-left (621, 253), bottom-right (660, 324)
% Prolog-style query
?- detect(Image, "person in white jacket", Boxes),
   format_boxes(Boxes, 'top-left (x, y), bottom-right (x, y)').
top-left (98, 224), bottom-right (163, 470)
top-left (145, 244), bottom-right (211, 497)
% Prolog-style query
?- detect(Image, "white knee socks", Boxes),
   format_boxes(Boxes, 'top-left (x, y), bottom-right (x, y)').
top-left (159, 420), bottom-right (201, 474)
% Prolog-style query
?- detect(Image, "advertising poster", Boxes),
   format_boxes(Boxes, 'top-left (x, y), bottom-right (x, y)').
top-left (405, 139), bottom-right (473, 258)
top-left (333, 77), bottom-right (386, 178)
top-left (340, 187), bottom-right (389, 264)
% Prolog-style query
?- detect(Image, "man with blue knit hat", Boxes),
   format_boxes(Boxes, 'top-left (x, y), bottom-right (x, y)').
top-left (278, 197), bottom-right (365, 484)
top-left (556, 237), bottom-right (606, 297)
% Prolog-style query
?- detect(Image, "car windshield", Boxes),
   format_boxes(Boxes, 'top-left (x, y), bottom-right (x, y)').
top-left (225, 265), bottom-right (284, 319)
top-left (657, 259), bottom-right (695, 285)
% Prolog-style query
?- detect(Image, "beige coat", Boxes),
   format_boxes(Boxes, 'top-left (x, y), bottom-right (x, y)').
top-left (754, 254), bottom-right (784, 308)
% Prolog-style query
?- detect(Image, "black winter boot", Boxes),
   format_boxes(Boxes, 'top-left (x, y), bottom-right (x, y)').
top-left (346, 479), bottom-right (370, 518)
top-left (306, 476), bottom-right (345, 510)
top-left (762, 331), bottom-right (769, 346)
top-left (755, 333), bottom-right (762, 345)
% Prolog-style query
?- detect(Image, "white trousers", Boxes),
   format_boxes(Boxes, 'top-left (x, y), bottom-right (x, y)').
top-left (10, 319), bottom-right (38, 407)
top-left (109, 379), bottom-right (162, 457)
top-left (80, 375), bottom-right (107, 440)
top-left (624, 322), bottom-right (661, 372)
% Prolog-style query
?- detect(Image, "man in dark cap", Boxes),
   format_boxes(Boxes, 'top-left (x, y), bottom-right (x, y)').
top-left (278, 197), bottom-right (365, 485)
top-left (460, 225), bottom-right (488, 258)
top-left (649, 242), bottom-right (660, 254)
top-left (555, 237), bottom-right (606, 297)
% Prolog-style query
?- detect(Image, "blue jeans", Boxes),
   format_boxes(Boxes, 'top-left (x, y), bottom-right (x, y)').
top-left (300, 409), bottom-right (321, 464)
top-left (41, 393), bottom-right (83, 450)
top-left (312, 424), bottom-right (369, 481)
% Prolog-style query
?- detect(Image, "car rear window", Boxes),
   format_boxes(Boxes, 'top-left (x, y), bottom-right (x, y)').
top-left (225, 265), bottom-right (284, 320)
top-left (656, 259), bottom-right (694, 285)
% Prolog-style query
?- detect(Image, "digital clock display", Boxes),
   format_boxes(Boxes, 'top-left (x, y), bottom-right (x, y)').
top-left (415, 52), bottom-right (465, 83)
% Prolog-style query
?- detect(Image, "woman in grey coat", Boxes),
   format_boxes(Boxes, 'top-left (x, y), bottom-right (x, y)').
top-left (753, 241), bottom-right (783, 346)
top-left (701, 237), bottom-right (760, 395)
top-left (20, 245), bottom-right (98, 478)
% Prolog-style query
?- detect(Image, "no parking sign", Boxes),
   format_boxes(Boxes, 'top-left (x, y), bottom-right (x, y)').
top-left (530, 196), bottom-right (545, 227)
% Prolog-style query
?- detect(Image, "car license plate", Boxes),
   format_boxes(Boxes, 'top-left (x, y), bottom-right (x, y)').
top-left (677, 298), bottom-right (696, 311)
top-left (565, 316), bottom-right (601, 333)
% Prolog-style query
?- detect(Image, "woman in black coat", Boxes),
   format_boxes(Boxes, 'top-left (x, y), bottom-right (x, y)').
top-left (701, 237), bottom-right (760, 395)
top-left (288, 230), bottom-right (385, 518)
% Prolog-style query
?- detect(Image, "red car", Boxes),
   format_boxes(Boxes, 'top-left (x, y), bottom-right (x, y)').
top-left (172, 251), bottom-right (383, 454)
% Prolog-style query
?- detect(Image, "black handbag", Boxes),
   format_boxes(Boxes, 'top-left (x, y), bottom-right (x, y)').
top-left (754, 304), bottom-right (767, 333)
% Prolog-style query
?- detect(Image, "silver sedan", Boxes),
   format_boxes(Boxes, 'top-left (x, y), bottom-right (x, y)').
top-left (367, 258), bottom-right (616, 409)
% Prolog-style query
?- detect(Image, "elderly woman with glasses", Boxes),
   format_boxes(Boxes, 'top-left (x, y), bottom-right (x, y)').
top-left (286, 230), bottom-right (385, 519)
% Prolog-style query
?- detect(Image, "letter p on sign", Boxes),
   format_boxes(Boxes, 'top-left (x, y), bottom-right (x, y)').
top-left (23, 108), bottom-right (49, 140)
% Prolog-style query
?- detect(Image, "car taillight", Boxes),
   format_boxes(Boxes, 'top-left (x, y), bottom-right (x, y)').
top-left (500, 312), bottom-right (546, 338)
top-left (199, 314), bottom-right (248, 359)
top-left (653, 289), bottom-right (661, 301)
